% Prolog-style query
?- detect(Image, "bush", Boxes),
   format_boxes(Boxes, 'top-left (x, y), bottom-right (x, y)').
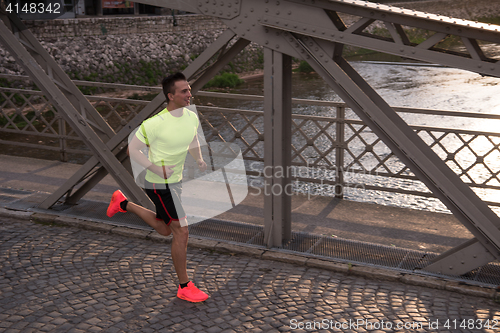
top-left (297, 60), bottom-right (315, 73)
top-left (203, 73), bottom-right (244, 89)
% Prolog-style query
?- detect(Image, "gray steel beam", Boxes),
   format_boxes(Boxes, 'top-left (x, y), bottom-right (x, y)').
top-left (423, 239), bottom-right (496, 276)
top-left (263, 48), bottom-right (274, 248)
top-left (263, 48), bottom-right (293, 248)
top-left (0, 15), bottom-right (152, 208)
top-left (294, 0), bottom-right (500, 43)
top-left (63, 148), bottom-right (131, 205)
top-left (283, 33), bottom-right (500, 272)
top-left (0, 10), bottom-right (159, 209)
top-left (281, 0), bottom-right (500, 77)
top-left (261, 14), bottom-right (500, 78)
top-left (183, 29), bottom-right (236, 80)
top-left (38, 92), bottom-right (166, 209)
top-left (190, 37), bottom-right (250, 94)
top-left (1, 11), bottom-right (115, 139)
top-left (280, 53), bottom-right (293, 243)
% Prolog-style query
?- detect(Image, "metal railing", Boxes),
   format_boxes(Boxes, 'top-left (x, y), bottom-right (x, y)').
top-left (1, 74), bottom-right (499, 209)
top-left (195, 98), bottom-right (500, 209)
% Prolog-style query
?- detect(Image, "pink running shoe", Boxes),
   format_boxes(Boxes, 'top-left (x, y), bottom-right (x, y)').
top-left (107, 190), bottom-right (127, 217)
top-left (177, 282), bottom-right (209, 302)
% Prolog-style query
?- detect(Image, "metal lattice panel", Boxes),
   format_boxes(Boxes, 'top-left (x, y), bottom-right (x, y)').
top-left (88, 97), bottom-right (152, 134)
top-left (198, 106), bottom-right (265, 161)
top-left (291, 117), bottom-right (337, 167)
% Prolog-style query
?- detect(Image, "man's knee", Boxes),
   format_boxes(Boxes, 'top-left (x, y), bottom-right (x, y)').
top-left (158, 227), bottom-right (172, 237)
top-left (170, 219), bottom-right (189, 239)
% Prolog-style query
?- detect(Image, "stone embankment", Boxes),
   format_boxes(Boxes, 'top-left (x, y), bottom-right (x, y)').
top-left (1, 29), bottom-right (263, 86)
top-left (0, 15), bottom-right (263, 86)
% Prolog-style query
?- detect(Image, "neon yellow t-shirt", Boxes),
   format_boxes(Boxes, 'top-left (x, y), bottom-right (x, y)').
top-left (136, 107), bottom-right (199, 184)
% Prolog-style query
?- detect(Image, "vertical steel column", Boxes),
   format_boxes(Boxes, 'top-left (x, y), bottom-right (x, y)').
top-left (335, 106), bottom-right (345, 199)
top-left (281, 53), bottom-right (293, 243)
top-left (58, 117), bottom-right (67, 162)
top-left (263, 47), bottom-right (292, 248)
top-left (263, 48), bottom-right (274, 247)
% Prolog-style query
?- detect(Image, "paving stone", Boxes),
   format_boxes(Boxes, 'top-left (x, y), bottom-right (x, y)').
top-left (1, 217), bottom-right (500, 332)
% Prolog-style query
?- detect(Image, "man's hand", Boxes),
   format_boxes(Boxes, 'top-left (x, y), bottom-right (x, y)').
top-left (149, 164), bottom-right (176, 179)
top-left (197, 159), bottom-right (207, 172)
top-left (162, 164), bottom-right (176, 179)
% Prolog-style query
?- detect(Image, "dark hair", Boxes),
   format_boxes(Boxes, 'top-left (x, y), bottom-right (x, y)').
top-left (162, 72), bottom-right (187, 102)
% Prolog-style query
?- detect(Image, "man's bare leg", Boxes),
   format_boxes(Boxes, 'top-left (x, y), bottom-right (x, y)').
top-left (126, 202), bottom-right (172, 237)
top-left (168, 218), bottom-right (189, 284)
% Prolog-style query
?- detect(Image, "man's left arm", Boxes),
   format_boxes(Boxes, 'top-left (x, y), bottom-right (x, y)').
top-left (188, 134), bottom-right (207, 172)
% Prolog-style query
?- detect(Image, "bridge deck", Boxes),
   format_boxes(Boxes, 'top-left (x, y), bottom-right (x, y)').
top-left (4, 154), bottom-right (500, 288)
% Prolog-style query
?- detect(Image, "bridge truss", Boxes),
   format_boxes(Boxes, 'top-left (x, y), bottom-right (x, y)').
top-left (1, 0), bottom-right (500, 275)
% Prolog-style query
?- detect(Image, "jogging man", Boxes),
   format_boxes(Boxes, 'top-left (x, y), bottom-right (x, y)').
top-left (106, 72), bottom-right (209, 303)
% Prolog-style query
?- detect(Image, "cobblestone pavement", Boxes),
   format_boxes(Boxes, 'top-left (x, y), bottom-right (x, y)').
top-left (2, 217), bottom-right (500, 333)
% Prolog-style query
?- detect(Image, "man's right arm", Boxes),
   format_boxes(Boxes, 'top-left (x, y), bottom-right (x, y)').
top-left (128, 135), bottom-right (174, 179)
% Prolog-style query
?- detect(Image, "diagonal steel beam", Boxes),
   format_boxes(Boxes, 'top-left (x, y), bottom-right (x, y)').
top-left (283, 33), bottom-right (500, 273)
top-left (38, 94), bottom-right (166, 209)
top-left (273, 0), bottom-right (500, 78)
top-left (183, 29), bottom-right (237, 80)
top-left (1, 11), bottom-right (115, 139)
top-left (0, 14), bottom-right (152, 207)
top-left (422, 238), bottom-right (496, 275)
top-left (190, 37), bottom-right (251, 94)
top-left (0, 9), bottom-right (156, 209)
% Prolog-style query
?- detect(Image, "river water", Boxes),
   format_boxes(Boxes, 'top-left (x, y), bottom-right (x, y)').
top-left (194, 61), bottom-right (500, 214)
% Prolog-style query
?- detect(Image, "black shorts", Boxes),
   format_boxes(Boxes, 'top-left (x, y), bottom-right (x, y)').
top-left (145, 181), bottom-right (186, 225)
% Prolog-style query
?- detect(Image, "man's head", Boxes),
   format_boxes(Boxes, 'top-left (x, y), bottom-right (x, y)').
top-left (162, 72), bottom-right (191, 109)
